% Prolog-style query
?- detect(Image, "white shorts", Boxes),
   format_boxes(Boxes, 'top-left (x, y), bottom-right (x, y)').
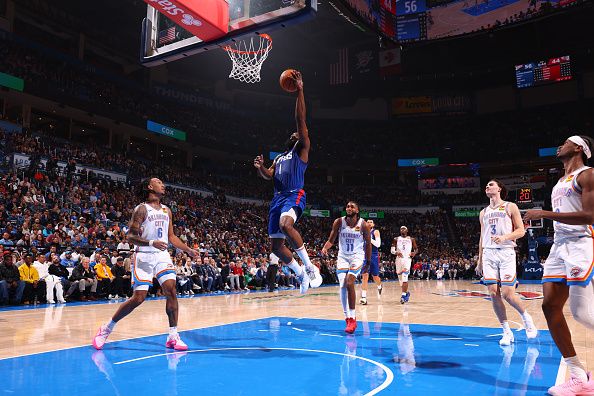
top-left (544, 236), bottom-right (594, 286)
top-left (482, 248), bottom-right (517, 287)
top-left (131, 251), bottom-right (176, 291)
top-left (396, 257), bottom-right (412, 283)
top-left (337, 253), bottom-right (364, 277)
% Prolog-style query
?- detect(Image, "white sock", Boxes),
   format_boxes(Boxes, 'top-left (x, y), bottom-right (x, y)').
top-left (378, 284), bottom-right (382, 290)
top-left (349, 308), bottom-right (357, 319)
top-left (287, 259), bottom-right (303, 277)
top-left (106, 320), bottom-right (117, 331)
top-left (340, 287), bottom-right (348, 317)
top-left (565, 356), bottom-right (588, 382)
top-left (169, 326), bottom-right (177, 337)
top-left (502, 321), bottom-right (511, 333)
top-left (521, 311), bottom-right (533, 323)
top-left (296, 246), bottom-right (313, 269)
top-left (361, 290), bottom-right (367, 298)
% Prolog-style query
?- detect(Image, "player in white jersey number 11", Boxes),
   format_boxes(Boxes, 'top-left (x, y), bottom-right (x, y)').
top-left (322, 201), bottom-right (372, 334)
top-left (524, 135), bottom-right (594, 395)
top-left (92, 178), bottom-right (199, 351)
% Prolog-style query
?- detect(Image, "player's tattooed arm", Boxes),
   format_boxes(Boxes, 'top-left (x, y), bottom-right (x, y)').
top-left (293, 71), bottom-right (310, 163)
top-left (127, 205), bottom-right (150, 246)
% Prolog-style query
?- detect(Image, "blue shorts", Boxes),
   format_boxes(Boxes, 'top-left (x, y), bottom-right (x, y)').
top-left (363, 255), bottom-right (380, 276)
top-left (268, 189), bottom-right (306, 238)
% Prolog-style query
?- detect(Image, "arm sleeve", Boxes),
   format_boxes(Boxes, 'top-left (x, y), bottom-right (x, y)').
top-left (371, 236), bottom-right (381, 248)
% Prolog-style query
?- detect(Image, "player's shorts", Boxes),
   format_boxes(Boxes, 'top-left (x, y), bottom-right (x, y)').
top-left (396, 257), bottom-right (412, 283)
top-left (268, 189), bottom-right (306, 239)
top-left (337, 253), bottom-right (364, 277)
top-left (362, 254), bottom-right (380, 276)
top-left (482, 248), bottom-right (517, 287)
top-left (131, 251), bottom-right (175, 291)
top-left (543, 236), bottom-right (594, 286)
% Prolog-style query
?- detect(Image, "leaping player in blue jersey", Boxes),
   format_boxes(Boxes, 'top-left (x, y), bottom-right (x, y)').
top-left (253, 70), bottom-right (321, 293)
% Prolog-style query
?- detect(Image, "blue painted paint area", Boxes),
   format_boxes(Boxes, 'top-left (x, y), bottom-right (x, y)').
top-left (462, 0), bottom-right (521, 16)
top-left (0, 317), bottom-right (560, 395)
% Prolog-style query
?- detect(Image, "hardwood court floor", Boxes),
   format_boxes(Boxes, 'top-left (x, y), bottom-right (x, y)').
top-left (1, 280), bottom-right (591, 381)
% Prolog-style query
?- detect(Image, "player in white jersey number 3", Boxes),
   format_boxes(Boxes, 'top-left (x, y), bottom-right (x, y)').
top-left (525, 135), bottom-right (594, 396)
top-left (322, 201), bottom-right (372, 334)
top-left (92, 178), bottom-right (199, 351)
top-left (477, 179), bottom-right (537, 346)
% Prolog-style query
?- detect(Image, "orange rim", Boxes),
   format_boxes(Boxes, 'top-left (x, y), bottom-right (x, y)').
top-left (223, 34), bottom-right (272, 55)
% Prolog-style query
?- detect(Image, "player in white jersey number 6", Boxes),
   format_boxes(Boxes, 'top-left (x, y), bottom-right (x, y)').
top-left (322, 201), bottom-right (372, 334)
top-left (477, 179), bottom-right (537, 347)
top-left (524, 135), bottom-right (594, 396)
top-left (92, 178), bottom-right (199, 351)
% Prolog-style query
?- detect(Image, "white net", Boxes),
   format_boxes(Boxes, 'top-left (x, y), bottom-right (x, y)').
top-left (224, 34), bottom-right (272, 83)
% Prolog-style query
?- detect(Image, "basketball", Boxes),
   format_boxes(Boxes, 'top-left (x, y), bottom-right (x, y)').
top-left (279, 69), bottom-right (298, 92)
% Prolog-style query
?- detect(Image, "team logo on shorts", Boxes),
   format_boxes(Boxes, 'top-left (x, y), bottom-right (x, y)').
top-left (570, 266), bottom-right (582, 277)
top-left (504, 274), bottom-right (512, 280)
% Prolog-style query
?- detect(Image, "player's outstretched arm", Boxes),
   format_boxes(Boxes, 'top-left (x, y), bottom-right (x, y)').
top-left (167, 208), bottom-right (199, 257)
top-left (293, 71), bottom-right (310, 163)
top-left (253, 154), bottom-right (274, 180)
top-left (321, 218), bottom-right (341, 256)
top-left (524, 169), bottom-right (594, 225)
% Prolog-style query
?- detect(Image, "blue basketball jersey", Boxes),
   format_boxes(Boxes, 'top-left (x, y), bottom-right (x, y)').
top-left (273, 146), bottom-right (308, 194)
top-left (370, 228), bottom-right (379, 256)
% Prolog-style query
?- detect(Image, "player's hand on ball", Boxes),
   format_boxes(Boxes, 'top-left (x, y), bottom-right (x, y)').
top-left (292, 70), bottom-right (303, 90)
top-left (253, 154), bottom-right (264, 169)
top-left (523, 209), bottom-right (544, 221)
top-left (152, 240), bottom-right (168, 250)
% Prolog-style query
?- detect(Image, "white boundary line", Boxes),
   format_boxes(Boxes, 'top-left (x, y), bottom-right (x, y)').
top-left (114, 347), bottom-right (394, 396)
top-left (432, 337), bottom-right (462, 341)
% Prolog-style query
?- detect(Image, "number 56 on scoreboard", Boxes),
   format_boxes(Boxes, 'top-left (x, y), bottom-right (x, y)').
top-left (396, 0), bottom-right (426, 15)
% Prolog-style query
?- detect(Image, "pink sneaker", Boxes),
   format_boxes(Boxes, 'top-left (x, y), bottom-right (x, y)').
top-left (166, 334), bottom-right (188, 351)
top-left (548, 372), bottom-right (594, 396)
top-left (92, 325), bottom-right (112, 350)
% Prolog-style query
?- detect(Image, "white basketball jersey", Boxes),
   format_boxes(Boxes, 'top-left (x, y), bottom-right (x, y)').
top-left (551, 166), bottom-right (593, 241)
top-left (137, 203), bottom-right (170, 253)
top-left (481, 201), bottom-right (515, 248)
top-left (338, 217), bottom-right (365, 256)
top-left (396, 236), bottom-right (413, 257)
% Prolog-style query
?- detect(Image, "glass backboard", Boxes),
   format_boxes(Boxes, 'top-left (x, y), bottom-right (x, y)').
top-left (141, 0), bottom-right (317, 66)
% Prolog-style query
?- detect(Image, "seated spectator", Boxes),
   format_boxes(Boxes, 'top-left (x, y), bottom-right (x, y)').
top-left (111, 257), bottom-right (131, 298)
top-left (18, 253), bottom-right (45, 304)
top-left (33, 253), bottom-right (65, 304)
top-left (0, 232), bottom-right (14, 247)
top-left (60, 250), bottom-right (78, 268)
top-left (70, 257), bottom-right (98, 301)
top-left (48, 254), bottom-right (72, 300)
top-left (94, 256), bottom-right (115, 298)
top-left (0, 252), bottom-right (25, 305)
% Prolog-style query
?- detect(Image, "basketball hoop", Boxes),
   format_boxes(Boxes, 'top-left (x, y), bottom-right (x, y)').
top-left (223, 34), bottom-right (272, 83)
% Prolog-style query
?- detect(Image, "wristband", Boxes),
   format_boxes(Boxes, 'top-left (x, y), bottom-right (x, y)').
top-left (149, 240), bottom-right (154, 247)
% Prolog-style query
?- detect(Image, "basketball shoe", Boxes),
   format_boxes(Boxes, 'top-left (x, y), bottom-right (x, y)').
top-left (499, 329), bottom-right (514, 346)
top-left (92, 324), bottom-right (112, 350)
top-left (298, 269), bottom-right (310, 294)
top-left (345, 318), bottom-right (357, 334)
top-left (548, 372), bottom-right (594, 396)
top-left (166, 334), bottom-right (188, 351)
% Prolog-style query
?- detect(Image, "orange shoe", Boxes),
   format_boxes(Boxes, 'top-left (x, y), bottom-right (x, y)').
top-left (345, 318), bottom-right (357, 334)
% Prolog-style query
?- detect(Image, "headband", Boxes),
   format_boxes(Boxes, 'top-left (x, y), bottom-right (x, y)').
top-left (568, 136), bottom-right (592, 159)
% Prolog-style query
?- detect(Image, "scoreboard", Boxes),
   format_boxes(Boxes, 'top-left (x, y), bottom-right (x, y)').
top-left (380, 0), bottom-right (427, 42)
top-left (515, 56), bottom-right (572, 89)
